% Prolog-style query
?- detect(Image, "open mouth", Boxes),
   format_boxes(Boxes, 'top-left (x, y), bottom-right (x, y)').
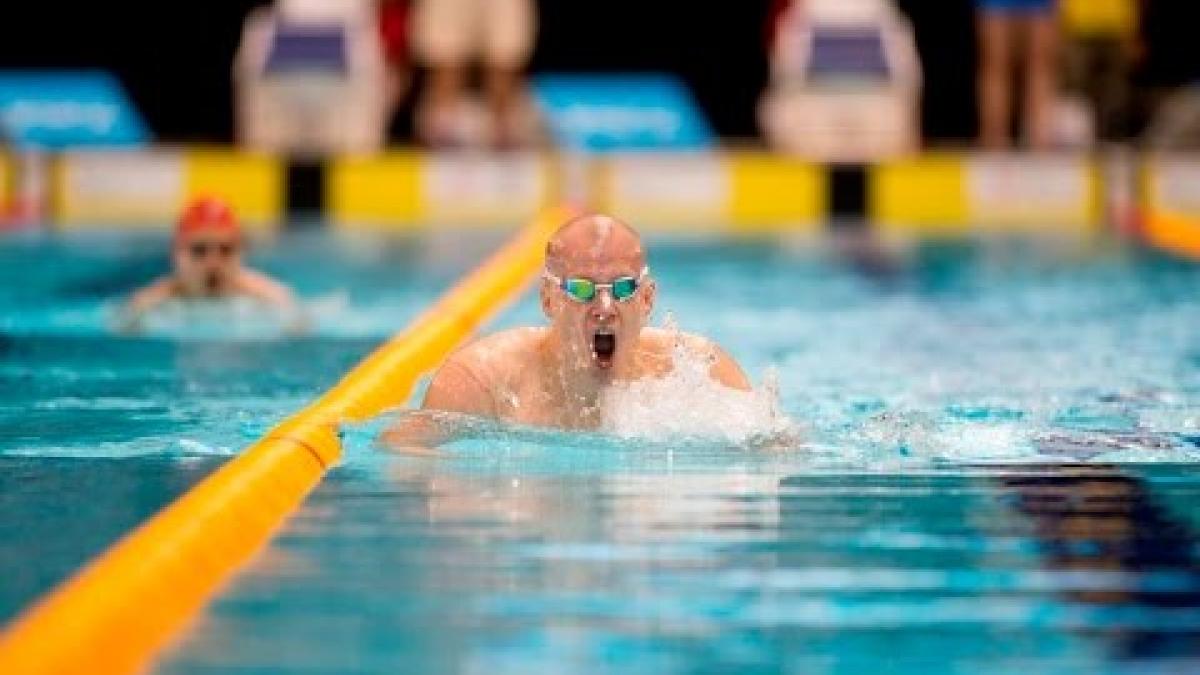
top-left (592, 329), bottom-right (617, 369)
top-left (205, 272), bottom-right (222, 294)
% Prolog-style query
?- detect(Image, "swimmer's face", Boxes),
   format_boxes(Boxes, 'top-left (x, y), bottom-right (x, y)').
top-left (173, 226), bottom-right (242, 296)
top-left (541, 217), bottom-right (654, 379)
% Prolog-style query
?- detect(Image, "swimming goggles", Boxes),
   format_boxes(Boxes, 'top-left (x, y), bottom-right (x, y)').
top-left (188, 241), bottom-right (238, 259)
top-left (542, 267), bottom-right (649, 303)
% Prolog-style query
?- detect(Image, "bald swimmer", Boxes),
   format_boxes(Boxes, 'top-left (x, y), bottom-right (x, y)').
top-left (382, 214), bottom-right (750, 447)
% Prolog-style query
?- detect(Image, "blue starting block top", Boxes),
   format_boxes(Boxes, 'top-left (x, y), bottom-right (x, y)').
top-left (0, 71), bottom-right (150, 149)
top-left (532, 73), bottom-right (715, 153)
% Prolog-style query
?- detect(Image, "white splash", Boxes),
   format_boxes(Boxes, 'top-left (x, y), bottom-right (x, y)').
top-left (120, 292), bottom-right (348, 339)
top-left (600, 314), bottom-right (802, 447)
top-left (132, 296), bottom-right (294, 338)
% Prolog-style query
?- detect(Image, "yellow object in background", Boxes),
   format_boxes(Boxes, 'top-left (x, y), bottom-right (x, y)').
top-left (0, 154), bottom-right (9, 215)
top-left (1144, 210), bottom-right (1200, 260)
top-left (54, 149), bottom-right (282, 231)
top-left (329, 153), bottom-right (423, 227)
top-left (330, 152), bottom-right (552, 229)
top-left (184, 149), bottom-right (283, 229)
top-left (726, 154), bottom-right (825, 231)
top-left (871, 156), bottom-right (970, 234)
top-left (872, 154), bottom-right (1099, 235)
top-left (1061, 0), bottom-right (1137, 37)
top-left (595, 152), bottom-right (824, 231)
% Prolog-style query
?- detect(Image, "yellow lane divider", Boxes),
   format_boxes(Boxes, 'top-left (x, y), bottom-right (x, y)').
top-left (1143, 209), bottom-right (1200, 260)
top-left (0, 206), bottom-right (571, 675)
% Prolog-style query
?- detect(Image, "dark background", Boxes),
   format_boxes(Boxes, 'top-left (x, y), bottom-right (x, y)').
top-left (1, 1), bottom-right (1197, 144)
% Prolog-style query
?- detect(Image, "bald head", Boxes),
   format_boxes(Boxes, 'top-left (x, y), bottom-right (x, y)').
top-left (545, 214), bottom-right (645, 275)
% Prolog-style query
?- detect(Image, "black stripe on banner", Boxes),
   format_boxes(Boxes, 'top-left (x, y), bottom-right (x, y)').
top-left (285, 160), bottom-right (325, 226)
top-left (829, 164), bottom-right (867, 229)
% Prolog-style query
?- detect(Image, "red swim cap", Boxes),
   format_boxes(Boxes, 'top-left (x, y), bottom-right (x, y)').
top-left (176, 197), bottom-right (240, 239)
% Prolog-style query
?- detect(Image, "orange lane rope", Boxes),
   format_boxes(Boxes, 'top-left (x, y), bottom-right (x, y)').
top-left (1142, 209), bottom-right (1200, 260)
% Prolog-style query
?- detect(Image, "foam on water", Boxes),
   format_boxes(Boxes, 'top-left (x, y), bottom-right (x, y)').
top-left (130, 294), bottom-right (346, 339)
top-left (1, 289), bottom-right (426, 341)
top-left (351, 409), bottom-right (808, 478)
top-left (601, 315), bottom-right (802, 446)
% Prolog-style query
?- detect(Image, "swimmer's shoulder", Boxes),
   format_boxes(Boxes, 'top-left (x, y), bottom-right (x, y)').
top-left (639, 327), bottom-right (752, 391)
top-left (236, 268), bottom-right (295, 307)
top-left (129, 276), bottom-right (178, 301)
top-left (453, 327), bottom-right (546, 362)
top-left (423, 328), bottom-right (545, 414)
top-left (638, 327), bottom-right (720, 357)
top-left (124, 277), bottom-right (180, 314)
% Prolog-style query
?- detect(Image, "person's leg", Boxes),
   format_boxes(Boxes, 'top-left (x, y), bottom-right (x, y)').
top-left (483, 67), bottom-right (524, 148)
top-left (421, 63), bottom-right (468, 146)
top-left (978, 11), bottom-right (1015, 149)
top-left (482, 0), bottom-right (536, 148)
top-left (413, 0), bottom-right (474, 146)
top-left (1094, 38), bottom-right (1133, 141)
top-left (1023, 11), bottom-right (1059, 150)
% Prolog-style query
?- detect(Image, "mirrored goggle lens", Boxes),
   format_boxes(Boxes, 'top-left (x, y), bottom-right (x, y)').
top-left (611, 277), bottom-right (639, 301)
top-left (190, 242), bottom-right (237, 258)
top-left (563, 278), bottom-right (597, 302)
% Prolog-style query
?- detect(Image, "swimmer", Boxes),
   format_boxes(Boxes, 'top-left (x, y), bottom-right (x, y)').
top-left (119, 197), bottom-right (298, 331)
top-left (382, 214), bottom-right (750, 448)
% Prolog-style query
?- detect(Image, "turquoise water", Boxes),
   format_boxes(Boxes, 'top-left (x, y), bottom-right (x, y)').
top-left (0, 229), bottom-right (498, 621)
top-left (5, 230), bottom-right (1200, 673)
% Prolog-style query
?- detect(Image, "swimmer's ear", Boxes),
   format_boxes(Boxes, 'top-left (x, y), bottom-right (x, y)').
top-left (641, 278), bottom-right (656, 315)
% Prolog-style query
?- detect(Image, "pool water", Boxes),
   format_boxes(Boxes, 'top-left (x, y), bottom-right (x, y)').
top-left (5, 229), bottom-right (1200, 673)
top-left (0, 228), bottom-right (501, 621)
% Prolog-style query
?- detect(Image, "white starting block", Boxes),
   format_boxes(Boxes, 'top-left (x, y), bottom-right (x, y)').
top-left (234, 0), bottom-right (390, 156)
top-left (760, 0), bottom-right (921, 162)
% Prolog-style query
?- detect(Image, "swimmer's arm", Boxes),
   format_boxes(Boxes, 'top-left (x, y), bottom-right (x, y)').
top-left (378, 413), bottom-right (454, 456)
top-left (237, 269), bottom-right (297, 309)
top-left (117, 277), bottom-right (177, 332)
top-left (707, 343), bottom-right (753, 392)
top-left (379, 358), bottom-right (494, 453)
top-left (237, 269), bottom-right (309, 333)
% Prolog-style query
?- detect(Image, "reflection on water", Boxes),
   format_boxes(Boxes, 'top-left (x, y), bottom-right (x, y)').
top-left (997, 465), bottom-right (1200, 663)
top-left (163, 451), bottom-right (1200, 673)
top-left (163, 235), bottom-right (1200, 673)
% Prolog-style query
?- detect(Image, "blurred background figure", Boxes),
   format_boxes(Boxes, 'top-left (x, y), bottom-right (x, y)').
top-left (975, 0), bottom-right (1058, 150)
top-left (1144, 86), bottom-right (1200, 150)
top-left (1060, 0), bottom-right (1140, 145)
top-left (759, 0), bottom-right (921, 162)
top-left (1139, 0), bottom-right (1200, 151)
top-left (378, 0), bottom-right (413, 121)
top-left (120, 197), bottom-right (297, 332)
top-left (234, 0), bottom-right (396, 156)
top-left (411, 0), bottom-right (538, 149)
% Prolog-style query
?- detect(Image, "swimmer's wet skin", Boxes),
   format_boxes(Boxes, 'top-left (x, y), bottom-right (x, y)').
top-left (119, 197), bottom-right (299, 332)
top-left (381, 214), bottom-right (751, 445)
top-left (543, 265), bottom-right (648, 371)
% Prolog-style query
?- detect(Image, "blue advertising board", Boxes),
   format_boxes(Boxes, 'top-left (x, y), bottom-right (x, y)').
top-left (532, 74), bottom-right (714, 153)
top-left (0, 71), bottom-right (149, 149)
